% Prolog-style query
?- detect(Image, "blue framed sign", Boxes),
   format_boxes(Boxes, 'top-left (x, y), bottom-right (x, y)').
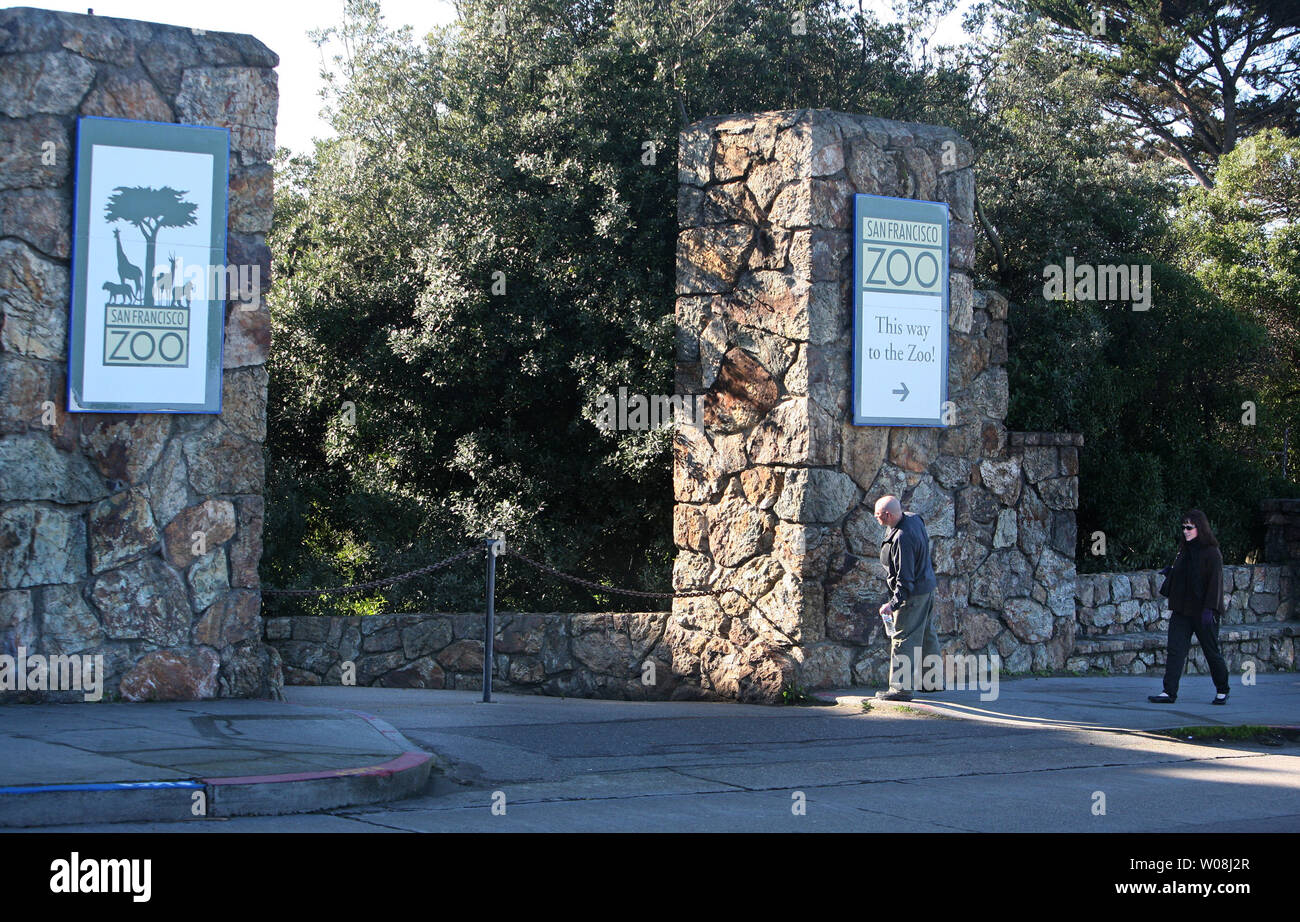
top-left (68, 117), bottom-right (229, 413)
top-left (851, 194), bottom-right (949, 427)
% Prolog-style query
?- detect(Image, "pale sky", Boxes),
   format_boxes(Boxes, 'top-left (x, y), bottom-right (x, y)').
top-left (19, 0), bottom-right (458, 153)
top-left (18, 1), bottom-right (972, 155)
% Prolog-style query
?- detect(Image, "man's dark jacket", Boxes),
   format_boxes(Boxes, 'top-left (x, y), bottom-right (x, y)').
top-left (880, 511), bottom-right (937, 610)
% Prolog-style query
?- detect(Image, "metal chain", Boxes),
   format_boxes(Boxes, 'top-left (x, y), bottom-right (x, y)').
top-left (261, 545), bottom-right (484, 598)
top-left (502, 548), bottom-right (757, 607)
top-left (262, 543), bottom-right (762, 610)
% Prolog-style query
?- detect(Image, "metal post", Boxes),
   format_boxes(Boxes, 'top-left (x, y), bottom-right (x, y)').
top-left (482, 537), bottom-right (503, 703)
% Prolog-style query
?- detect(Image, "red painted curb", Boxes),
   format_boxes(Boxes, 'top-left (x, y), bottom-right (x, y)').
top-left (201, 706), bottom-right (431, 786)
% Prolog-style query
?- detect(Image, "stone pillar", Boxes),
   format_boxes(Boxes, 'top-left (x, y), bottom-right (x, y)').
top-left (1261, 499), bottom-right (1300, 566)
top-left (0, 8), bottom-right (280, 701)
top-left (1261, 498), bottom-right (1300, 623)
top-left (670, 109), bottom-right (1079, 701)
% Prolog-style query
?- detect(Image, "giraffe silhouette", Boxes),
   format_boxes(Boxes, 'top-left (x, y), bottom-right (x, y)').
top-left (112, 228), bottom-right (143, 302)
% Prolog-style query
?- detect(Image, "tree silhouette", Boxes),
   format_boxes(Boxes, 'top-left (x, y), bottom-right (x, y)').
top-left (104, 186), bottom-right (198, 306)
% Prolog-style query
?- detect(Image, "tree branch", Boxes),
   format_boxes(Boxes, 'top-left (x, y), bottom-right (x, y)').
top-left (973, 185), bottom-right (1006, 283)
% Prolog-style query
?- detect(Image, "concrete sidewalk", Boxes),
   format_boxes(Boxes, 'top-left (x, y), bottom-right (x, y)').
top-left (820, 673), bottom-right (1300, 731)
top-left (1, 674), bottom-right (1296, 831)
top-left (0, 699), bottom-right (432, 827)
top-left (269, 674), bottom-right (1300, 833)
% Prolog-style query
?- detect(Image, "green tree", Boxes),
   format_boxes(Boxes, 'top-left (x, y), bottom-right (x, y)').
top-left (955, 7), bottom-right (1278, 566)
top-left (266, 0), bottom-right (971, 613)
top-left (1018, 0), bottom-right (1300, 188)
top-left (103, 186), bottom-right (197, 306)
top-left (266, 0), bottom-right (1289, 608)
top-left (1174, 128), bottom-right (1300, 480)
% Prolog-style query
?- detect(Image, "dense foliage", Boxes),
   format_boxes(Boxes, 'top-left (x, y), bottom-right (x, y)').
top-left (264, 0), bottom-right (1298, 612)
top-left (265, 0), bottom-right (968, 613)
top-left (968, 4), bottom-right (1299, 568)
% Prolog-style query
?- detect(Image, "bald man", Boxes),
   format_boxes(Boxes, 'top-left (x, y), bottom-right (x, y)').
top-left (874, 494), bottom-right (940, 700)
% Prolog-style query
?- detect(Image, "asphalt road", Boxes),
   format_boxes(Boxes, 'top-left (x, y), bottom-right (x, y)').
top-left (19, 676), bottom-right (1300, 833)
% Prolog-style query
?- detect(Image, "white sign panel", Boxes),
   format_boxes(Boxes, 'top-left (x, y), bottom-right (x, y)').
top-left (852, 194), bottom-right (949, 426)
top-left (69, 117), bottom-right (229, 413)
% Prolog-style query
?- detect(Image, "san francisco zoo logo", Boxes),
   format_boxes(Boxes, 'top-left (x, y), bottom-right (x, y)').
top-left (101, 185), bottom-right (197, 368)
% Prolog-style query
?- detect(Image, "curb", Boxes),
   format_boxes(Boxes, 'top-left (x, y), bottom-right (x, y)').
top-left (824, 690), bottom-right (1300, 736)
top-left (0, 780), bottom-right (205, 829)
top-left (0, 710), bottom-right (432, 828)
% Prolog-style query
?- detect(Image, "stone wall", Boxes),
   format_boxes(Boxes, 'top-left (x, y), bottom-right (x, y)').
top-left (0, 8), bottom-right (280, 701)
top-left (269, 612), bottom-right (676, 699)
top-left (268, 560), bottom-right (1296, 695)
top-left (668, 109), bottom-right (1082, 701)
top-left (1072, 565), bottom-right (1297, 674)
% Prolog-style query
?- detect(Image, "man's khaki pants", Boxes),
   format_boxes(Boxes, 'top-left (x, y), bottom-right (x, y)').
top-left (887, 591), bottom-right (940, 691)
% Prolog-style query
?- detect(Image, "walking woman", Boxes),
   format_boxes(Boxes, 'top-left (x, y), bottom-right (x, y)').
top-left (1149, 509), bottom-right (1231, 705)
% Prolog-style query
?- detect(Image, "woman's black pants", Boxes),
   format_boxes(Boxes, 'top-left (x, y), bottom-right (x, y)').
top-left (1162, 611), bottom-right (1230, 697)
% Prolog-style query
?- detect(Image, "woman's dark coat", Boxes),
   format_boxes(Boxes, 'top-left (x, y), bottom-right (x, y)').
top-left (1164, 540), bottom-right (1224, 617)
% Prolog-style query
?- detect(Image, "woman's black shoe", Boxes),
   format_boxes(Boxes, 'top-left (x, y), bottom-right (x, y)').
top-left (1212, 694), bottom-right (1229, 705)
top-left (1148, 693), bottom-right (1176, 703)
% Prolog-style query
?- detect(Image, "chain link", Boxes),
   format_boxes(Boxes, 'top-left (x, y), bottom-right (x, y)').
top-left (502, 549), bottom-right (760, 610)
top-left (261, 545), bottom-right (484, 598)
top-left (500, 548), bottom-right (698, 599)
top-left (262, 543), bottom-right (760, 611)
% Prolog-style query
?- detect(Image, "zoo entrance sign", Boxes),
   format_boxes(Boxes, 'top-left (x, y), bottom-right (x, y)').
top-left (852, 194), bottom-right (949, 427)
top-left (68, 117), bottom-right (230, 413)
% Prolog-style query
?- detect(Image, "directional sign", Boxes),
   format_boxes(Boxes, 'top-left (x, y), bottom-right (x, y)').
top-left (851, 194), bottom-right (949, 426)
top-left (68, 117), bottom-right (229, 413)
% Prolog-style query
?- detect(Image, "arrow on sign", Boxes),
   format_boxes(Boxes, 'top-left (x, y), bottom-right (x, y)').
top-left (892, 382), bottom-right (909, 401)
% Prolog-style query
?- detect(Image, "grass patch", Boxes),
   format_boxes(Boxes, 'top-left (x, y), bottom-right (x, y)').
top-left (893, 704), bottom-right (957, 719)
top-left (1159, 725), bottom-right (1297, 746)
top-left (861, 700), bottom-right (955, 719)
top-left (779, 683), bottom-right (835, 707)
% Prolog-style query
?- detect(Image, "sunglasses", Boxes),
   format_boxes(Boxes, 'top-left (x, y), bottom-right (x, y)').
top-left (1181, 525), bottom-right (1196, 531)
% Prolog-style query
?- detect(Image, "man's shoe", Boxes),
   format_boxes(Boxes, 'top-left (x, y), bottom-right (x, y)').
top-left (875, 689), bottom-right (913, 702)
top-left (1212, 693), bottom-right (1229, 705)
top-left (1147, 693), bottom-right (1177, 704)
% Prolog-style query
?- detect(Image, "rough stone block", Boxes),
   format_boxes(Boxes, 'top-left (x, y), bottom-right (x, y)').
top-left (162, 499), bottom-right (236, 569)
top-left (774, 468), bottom-right (858, 524)
top-left (39, 583), bottom-right (102, 654)
top-left (0, 435), bottom-right (106, 504)
top-left (91, 556), bottom-right (190, 645)
top-left (949, 272), bottom-right (973, 334)
top-left (0, 503), bottom-right (85, 588)
top-left (0, 50), bottom-right (96, 118)
top-left (746, 398), bottom-right (838, 466)
top-left (88, 489), bottom-right (158, 573)
top-left (0, 238), bottom-right (68, 358)
top-left (183, 423), bottom-right (264, 495)
top-left (119, 647), bottom-right (220, 701)
top-left (176, 66), bottom-right (277, 160)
